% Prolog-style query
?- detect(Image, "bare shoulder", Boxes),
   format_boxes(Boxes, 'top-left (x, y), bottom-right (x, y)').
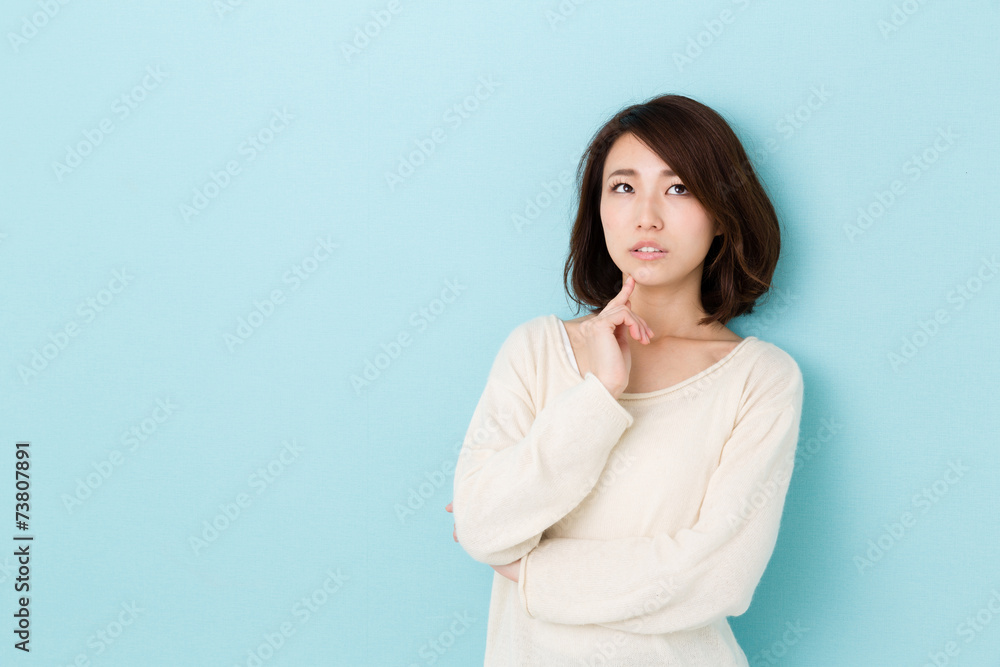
top-left (561, 313), bottom-right (597, 331)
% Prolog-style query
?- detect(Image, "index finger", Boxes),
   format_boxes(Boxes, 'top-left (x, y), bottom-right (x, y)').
top-left (608, 274), bottom-right (634, 306)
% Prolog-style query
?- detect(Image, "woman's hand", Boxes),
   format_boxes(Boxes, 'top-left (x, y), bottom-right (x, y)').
top-left (578, 274), bottom-right (654, 398)
top-left (445, 501), bottom-right (457, 542)
top-left (490, 559), bottom-right (521, 582)
top-left (447, 501), bottom-right (520, 582)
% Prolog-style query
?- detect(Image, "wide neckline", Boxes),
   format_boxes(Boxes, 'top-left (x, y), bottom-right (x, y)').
top-left (548, 314), bottom-right (756, 400)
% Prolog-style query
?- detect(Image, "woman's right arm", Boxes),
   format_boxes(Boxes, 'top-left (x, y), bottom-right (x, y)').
top-left (452, 323), bottom-right (634, 566)
top-left (454, 276), bottom-right (654, 566)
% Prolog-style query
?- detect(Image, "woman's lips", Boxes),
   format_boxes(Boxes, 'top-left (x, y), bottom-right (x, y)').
top-left (630, 249), bottom-right (667, 260)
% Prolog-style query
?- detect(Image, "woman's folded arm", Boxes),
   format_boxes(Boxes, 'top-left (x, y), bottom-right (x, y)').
top-left (453, 323), bottom-right (635, 566)
top-left (516, 361), bottom-right (804, 634)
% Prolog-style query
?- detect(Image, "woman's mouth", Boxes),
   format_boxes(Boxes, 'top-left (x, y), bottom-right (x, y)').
top-left (630, 249), bottom-right (667, 260)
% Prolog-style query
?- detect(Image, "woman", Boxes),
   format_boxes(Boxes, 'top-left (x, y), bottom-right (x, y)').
top-left (446, 94), bottom-right (805, 666)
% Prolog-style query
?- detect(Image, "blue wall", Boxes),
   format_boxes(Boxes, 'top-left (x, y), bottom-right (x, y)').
top-left (1, 1), bottom-right (997, 664)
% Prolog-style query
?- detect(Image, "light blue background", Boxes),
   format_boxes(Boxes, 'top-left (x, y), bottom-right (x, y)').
top-left (1, 1), bottom-right (998, 665)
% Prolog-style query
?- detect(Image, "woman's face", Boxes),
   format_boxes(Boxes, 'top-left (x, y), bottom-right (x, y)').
top-left (599, 132), bottom-right (719, 285)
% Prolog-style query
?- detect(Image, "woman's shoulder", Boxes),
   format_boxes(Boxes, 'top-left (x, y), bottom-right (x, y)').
top-left (503, 313), bottom-right (553, 341)
top-left (746, 337), bottom-right (802, 376)
top-left (490, 314), bottom-right (557, 364)
top-left (739, 336), bottom-right (805, 406)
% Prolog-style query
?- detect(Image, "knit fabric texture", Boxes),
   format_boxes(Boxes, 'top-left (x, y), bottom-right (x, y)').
top-left (453, 314), bottom-right (804, 666)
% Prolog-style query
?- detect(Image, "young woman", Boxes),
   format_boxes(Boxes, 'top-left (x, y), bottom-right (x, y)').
top-left (447, 94), bottom-right (804, 666)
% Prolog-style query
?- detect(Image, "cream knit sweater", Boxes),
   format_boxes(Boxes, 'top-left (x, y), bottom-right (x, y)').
top-left (453, 314), bottom-right (804, 666)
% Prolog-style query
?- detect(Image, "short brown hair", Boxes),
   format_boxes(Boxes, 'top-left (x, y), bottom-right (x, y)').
top-left (563, 94), bottom-right (783, 327)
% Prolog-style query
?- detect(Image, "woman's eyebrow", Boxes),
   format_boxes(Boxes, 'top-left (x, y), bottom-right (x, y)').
top-left (606, 168), bottom-right (677, 179)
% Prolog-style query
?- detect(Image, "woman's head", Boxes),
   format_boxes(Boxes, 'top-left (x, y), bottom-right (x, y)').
top-left (563, 94), bottom-right (782, 327)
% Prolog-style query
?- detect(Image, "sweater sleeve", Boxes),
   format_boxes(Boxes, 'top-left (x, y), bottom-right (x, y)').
top-left (453, 321), bottom-right (635, 566)
top-left (515, 357), bottom-right (804, 633)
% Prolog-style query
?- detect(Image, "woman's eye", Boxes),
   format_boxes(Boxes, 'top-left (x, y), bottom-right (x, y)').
top-left (610, 182), bottom-right (687, 195)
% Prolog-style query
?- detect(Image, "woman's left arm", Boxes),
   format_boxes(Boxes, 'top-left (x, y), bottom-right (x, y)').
top-left (515, 361), bottom-right (804, 635)
top-left (446, 501), bottom-right (522, 581)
